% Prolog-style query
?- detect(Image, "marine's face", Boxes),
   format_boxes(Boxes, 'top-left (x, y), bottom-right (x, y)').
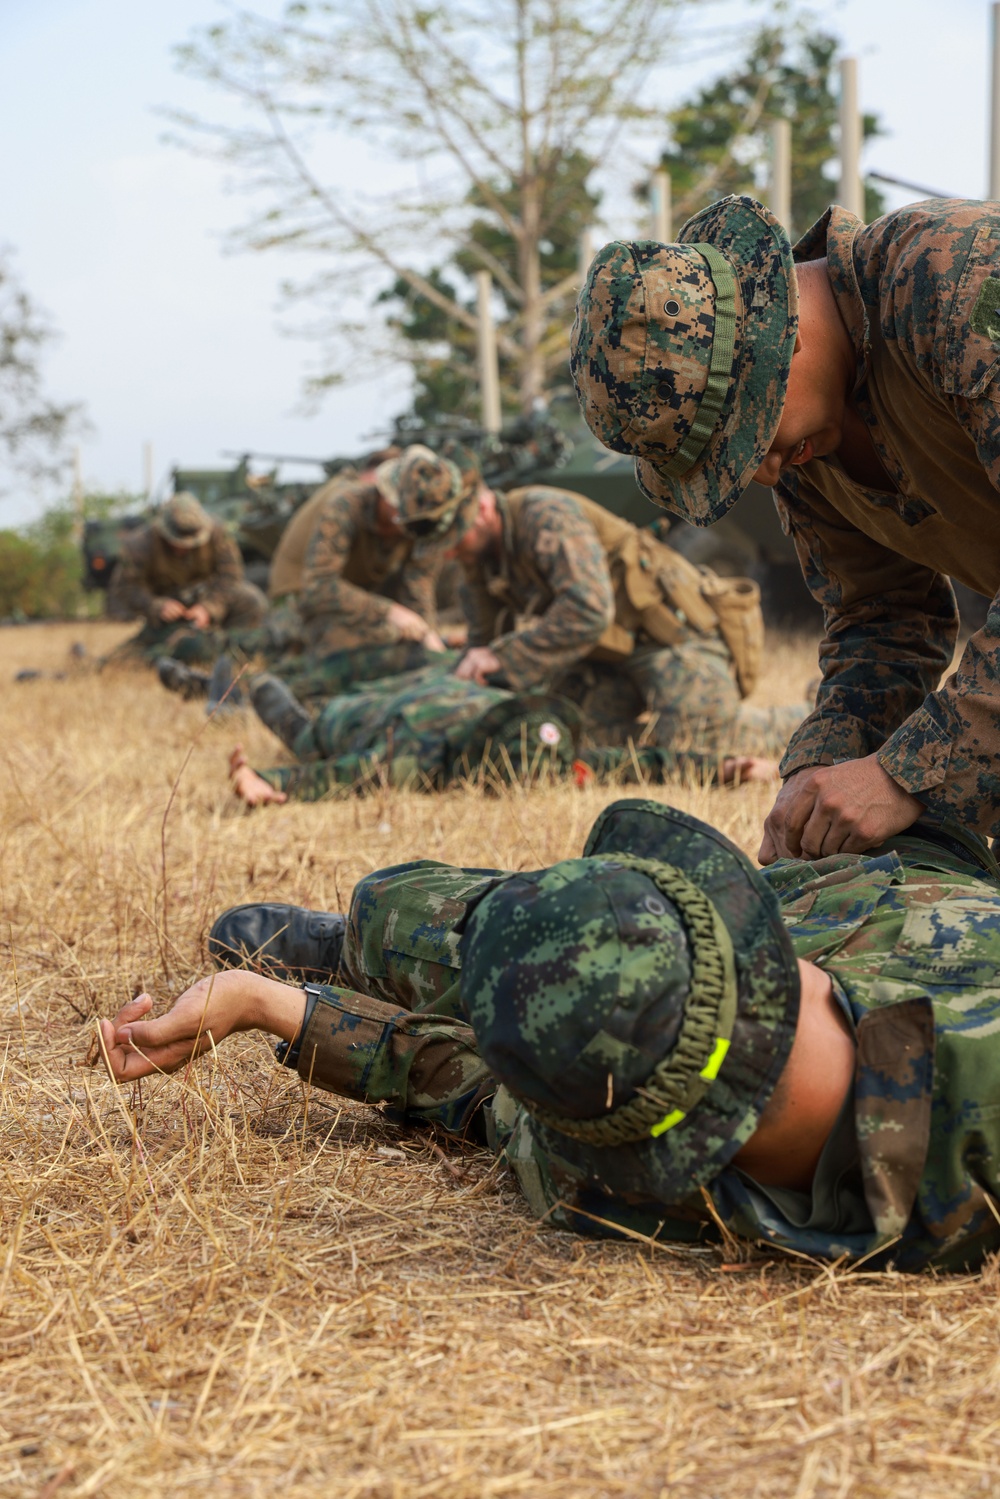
top-left (751, 256), bottom-right (854, 488)
top-left (751, 334), bottom-right (846, 487)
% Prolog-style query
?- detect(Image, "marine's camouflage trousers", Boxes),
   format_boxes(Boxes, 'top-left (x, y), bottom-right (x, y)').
top-left (564, 636), bottom-right (808, 755)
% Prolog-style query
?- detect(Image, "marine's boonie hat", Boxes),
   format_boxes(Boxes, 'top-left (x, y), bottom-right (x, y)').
top-left (376, 443), bottom-right (479, 540)
top-left (460, 797), bottom-right (800, 1199)
top-left (155, 492), bottom-right (213, 549)
top-left (570, 196), bottom-right (798, 526)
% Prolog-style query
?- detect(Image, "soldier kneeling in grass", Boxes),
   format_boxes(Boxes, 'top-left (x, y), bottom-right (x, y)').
top-left (99, 797), bottom-right (1000, 1272)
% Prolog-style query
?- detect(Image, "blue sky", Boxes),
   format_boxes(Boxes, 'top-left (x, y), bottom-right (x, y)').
top-left (0, 0), bottom-right (991, 522)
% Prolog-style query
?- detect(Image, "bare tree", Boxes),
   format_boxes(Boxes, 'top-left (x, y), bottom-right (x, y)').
top-left (170, 0), bottom-right (722, 415)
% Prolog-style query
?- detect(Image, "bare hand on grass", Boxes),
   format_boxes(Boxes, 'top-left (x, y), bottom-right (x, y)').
top-left (229, 744), bottom-right (287, 806)
top-left (98, 972), bottom-right (306, 1082)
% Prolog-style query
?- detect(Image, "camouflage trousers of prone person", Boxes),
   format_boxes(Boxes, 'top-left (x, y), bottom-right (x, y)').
top-left (276, 860), bottom-right (501, 1133)
top-left (562, 635), bottom-right (808, 756)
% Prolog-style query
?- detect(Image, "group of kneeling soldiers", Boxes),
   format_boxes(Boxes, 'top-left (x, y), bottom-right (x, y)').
top-left (98, 187), bottom-right (1000, 1274)
top-left (108, 441), bottom-right (804, 800)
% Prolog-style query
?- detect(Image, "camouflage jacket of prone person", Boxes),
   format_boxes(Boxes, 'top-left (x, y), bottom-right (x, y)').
top-left (489, 802), bottom-right (1000, 1272)
top-left (259, 654), bottom-right (576, 797)
top-left (255, 653), bottom-right (726, 799)
top-left (460, 486), bottom-right (759, 694)
top-left (107, 496), bottom-right (247, 624)
top-left (771, 201), bottom-right (1000, 838)
top-left (297, 477), bottom-right (441, 647)
top-left (289, 799), bottom-right (1000, 1272)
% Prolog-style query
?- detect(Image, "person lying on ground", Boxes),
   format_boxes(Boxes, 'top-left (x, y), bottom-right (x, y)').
top-left (224, 657), bottom-right (778, 804)
top-left (98, 796), bottom-right (1000, 1272)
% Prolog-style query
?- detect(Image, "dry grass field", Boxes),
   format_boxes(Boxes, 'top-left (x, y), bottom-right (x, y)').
top-left (2, 620), bottom-right (999, 1499)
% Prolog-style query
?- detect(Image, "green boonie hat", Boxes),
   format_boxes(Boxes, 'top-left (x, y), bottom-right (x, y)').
top-left (460, 797), bottom-right (800, 1200)
top-left (569, 196), bottom-right (798, 527)
top-left (376, 443), bottom-right (478, 541)
top-left (155, 492), bottom-right (213, 549)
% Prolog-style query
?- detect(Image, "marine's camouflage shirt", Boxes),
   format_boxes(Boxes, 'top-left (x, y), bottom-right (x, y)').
top-left (774, 199), bottom-right (1000, 837)
top-left (460, 487), bottom-right (615, 689)
top-left (298, 480), bottom-right (442, 643)
top-left (297, 808), bottom-right (1000, 1271)
top-left (107, 520), bottom-right (246, 623)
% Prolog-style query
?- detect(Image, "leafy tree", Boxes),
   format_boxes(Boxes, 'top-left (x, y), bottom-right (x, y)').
top-left (0, 248), bottom-right (84, 490)
top-left (0, 491), bottom-right (142, 620)
top-left (657, 22), bottom-right (885, 240)
top-left (169, 0), bottom-right (716, 416)
top-left (378, 151), bottom-right (600, 420)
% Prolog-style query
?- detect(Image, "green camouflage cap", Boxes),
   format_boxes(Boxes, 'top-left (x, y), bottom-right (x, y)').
top-left (376, 444), bottom-right (478, 540)
top-left (461, 797), bottom-right (800, 1199)
top-left (570, 196), bottom-right (798, 526)
top-left (155, 492), bottom-right (213, 549)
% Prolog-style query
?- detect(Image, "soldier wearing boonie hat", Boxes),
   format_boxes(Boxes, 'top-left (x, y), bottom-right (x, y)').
top-left (298, 443), bottom-right (481, 656)
top-left (573, 192), bottom-right (1000, 871)
top-left (376, 444), bottom-right (479, 540)
top-left (107, 490), bottom-right (267, 663)
top-left (102, 795), bottom-right (1000, 1270)
top-left (570, 195), bottom-right (798, 524)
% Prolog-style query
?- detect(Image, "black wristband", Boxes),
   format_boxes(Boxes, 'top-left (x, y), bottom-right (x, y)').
top-left (275, 983), bottom-right (324, 1070)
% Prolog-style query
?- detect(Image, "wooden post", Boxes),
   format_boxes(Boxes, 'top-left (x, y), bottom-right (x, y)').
top-left (72, 445), bottom-right (84, 545)
top-left (578, 229), bottom-right (594, 280)
top-left (652, 170), bottom-right (672, 242)
top-left (839, 58), bottom-right (864, 217)
top-left (767, 119), bottom-right (792, 232)
top-left (476, 271), bottom-right (502, 434)
top-left (143, 440), bottom-right (154, 503)
top-left (990, 4), bottom-right (1000, 198)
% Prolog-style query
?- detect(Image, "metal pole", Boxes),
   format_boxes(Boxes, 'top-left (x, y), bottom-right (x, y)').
top-left (839, 57), bottom-right (864, 218)
top-left (767, 119), bottom-right (792, 232)
top-left (653, 170), bottom-right (672, 241)
top-left (143, 440), bottom-right (153, 502)
top-left (990, 3), bottom-right (1000, 198)
top-left (475, 270), bottom-right (502, 435)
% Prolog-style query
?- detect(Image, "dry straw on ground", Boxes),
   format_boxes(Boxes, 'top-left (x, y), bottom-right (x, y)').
top-left (1, 621), bottom-right (998, 1499)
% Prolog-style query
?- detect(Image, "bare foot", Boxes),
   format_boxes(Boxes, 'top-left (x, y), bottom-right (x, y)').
top-left (721, 755), bottom-right (779, 786)
top-left (229, 744), bottom-right (288, 806)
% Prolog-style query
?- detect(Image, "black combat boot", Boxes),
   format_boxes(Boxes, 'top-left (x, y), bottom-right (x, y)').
top-left (206, 654), bottom-right (246, 716)
top-left (208, 904), bottom-right (347, 982)
top-left (157, 657), bottom-right (212, 699)
top-left (249, 673), bottom-right (315, 753)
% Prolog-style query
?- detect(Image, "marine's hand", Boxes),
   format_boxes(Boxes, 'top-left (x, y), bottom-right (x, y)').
top-left (98, 971), bottom-right (306, 1083)
top-left (454, 646), bottom-right (502, 685)
top-left (422, 629), bottom-right (447, 653)
top-left (184, 603), bottom-right (212, 630)
top-left (387, 602), bottom-right (434, 643)
top-left (229, 745), bottom-right (288, 806)
top-left (158, 598), bottom-right (186, 622)
top-left (759, 756), bottom-right (923, 864)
